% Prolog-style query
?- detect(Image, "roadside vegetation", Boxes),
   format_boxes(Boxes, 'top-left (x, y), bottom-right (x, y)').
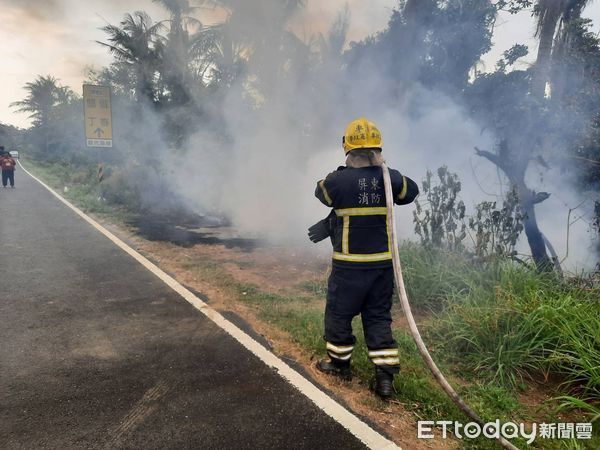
top-left (22, 155), bottom-right (139, 222)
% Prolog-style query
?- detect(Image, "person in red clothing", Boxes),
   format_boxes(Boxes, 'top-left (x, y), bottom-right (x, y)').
top-left (0, 147), bottom-right (17, 188)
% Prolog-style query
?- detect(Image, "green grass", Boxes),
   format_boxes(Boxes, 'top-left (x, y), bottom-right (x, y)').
top-left (297, 279), bottom-right (328, 297)
top-left (303, 245), bottom-right (599, 405)
top-left (553, 396), bottom-right (600, 423)
top-left (400, 242), bottom-right (494, 311)
top-left (431, 265), bottom-right (599, 398)
top-left (22, 157), bottom-right (137, 222)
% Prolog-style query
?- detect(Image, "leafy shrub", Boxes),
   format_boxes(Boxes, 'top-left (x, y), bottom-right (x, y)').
top-left (413, 166), bottom-right (467, 250)
top-left (469, 187), bottom-right (524, 259)
top-left (413, 166), bottom-right (525, 262)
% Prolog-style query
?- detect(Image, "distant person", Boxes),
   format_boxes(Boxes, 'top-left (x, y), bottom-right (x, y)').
top-left (0, 147), bottom-right (16, 188)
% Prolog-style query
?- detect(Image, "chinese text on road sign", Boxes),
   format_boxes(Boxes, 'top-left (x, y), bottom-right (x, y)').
top-left (83, 85), bottom-right (113, 148)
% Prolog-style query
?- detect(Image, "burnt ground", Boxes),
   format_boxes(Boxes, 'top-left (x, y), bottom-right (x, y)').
top-left (127, 211), bottom-right (259, 251)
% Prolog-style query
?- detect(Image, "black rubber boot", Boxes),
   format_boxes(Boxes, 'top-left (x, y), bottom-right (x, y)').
top-left (373, 367), bottom-right (395, 399)
top-left (316, 359), bottom-right (352, 381)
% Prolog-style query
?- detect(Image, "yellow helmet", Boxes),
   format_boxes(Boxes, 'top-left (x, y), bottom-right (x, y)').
top-left (342, 117), bottom-right (383, 154)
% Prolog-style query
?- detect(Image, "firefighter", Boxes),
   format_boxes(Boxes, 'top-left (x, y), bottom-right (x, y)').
top-left (0, 148), bottom-right (16, 188)
top-left (308, 117), bottom-right (419, 399)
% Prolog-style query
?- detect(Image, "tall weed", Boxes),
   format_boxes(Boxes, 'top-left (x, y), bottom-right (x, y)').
top-left (430, 262), bottom-right (599, 402)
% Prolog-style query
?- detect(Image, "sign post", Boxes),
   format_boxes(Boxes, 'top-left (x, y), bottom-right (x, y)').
top-left (83, 85), bottom-right (113, 148)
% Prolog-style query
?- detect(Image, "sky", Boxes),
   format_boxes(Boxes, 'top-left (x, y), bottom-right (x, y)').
top-left (1, 0), bottom-right (600, 128)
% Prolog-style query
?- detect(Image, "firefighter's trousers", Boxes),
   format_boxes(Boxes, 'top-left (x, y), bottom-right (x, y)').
top-left (324, 266), bottom-right (400, 374)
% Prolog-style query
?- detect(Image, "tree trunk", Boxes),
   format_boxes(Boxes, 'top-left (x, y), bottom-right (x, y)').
top-left (532, 1), bottom-right (562, 99)
top-left (521, 200), bottom-right (553, 270)
top-left (517, 181), bottom-right (553, 270)
top-left (475, 147), bottom-right (554, 271)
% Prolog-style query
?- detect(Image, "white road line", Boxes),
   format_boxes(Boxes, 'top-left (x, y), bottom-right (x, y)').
top-left (19, 162), bottom-right (400, 450)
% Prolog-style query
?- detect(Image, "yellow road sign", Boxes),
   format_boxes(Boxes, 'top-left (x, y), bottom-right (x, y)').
top-left (83, 85), bottom-right (113, 148)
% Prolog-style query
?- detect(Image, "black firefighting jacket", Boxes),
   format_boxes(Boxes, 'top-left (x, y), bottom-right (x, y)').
top-left (315, 165), bottom-right (419, 269)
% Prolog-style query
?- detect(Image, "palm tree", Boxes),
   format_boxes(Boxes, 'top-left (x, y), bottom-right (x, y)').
top-left (316, 4), bottom-right (350, 63)
top-left (192, 0), bottom-right (307, 94)
top-left (473, 0), bottom-right (594, 270)
top-left (153, 0), bottom-right (204, 105)
top-left (97, 11), bottom-right (165, 103)
top-left (11, 76), bottom-right (75, 152)
top-left (11, 76), bottom-right (73, 127)
top-left (191, 23), bottom-right (247, 88)
top-left (532, 0), bottom-right (593, 98)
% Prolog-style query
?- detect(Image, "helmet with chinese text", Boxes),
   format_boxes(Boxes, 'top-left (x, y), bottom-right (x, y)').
top-left (342, 117), bottom-right (383, 154)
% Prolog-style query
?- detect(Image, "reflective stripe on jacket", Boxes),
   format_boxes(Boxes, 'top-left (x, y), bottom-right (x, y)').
top-left (315, 165), bottom-right (419, 268)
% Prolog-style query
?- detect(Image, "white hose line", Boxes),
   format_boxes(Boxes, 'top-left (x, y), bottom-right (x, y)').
top-left (381, 163), bottom-right (519, 450)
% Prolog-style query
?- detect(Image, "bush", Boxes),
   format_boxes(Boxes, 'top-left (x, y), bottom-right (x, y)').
top-left (100, 168), bottom-right (141, 210)
top-left (413, 166), bottom-right (526, 263)
top-left (413, 166), bottom-right (467, 250)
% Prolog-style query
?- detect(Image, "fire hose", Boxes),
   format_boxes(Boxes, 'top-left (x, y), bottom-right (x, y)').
top-left (381, 163), bottom-right (519, 450)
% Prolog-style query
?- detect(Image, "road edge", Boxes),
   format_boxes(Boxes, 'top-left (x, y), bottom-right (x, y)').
top-left (19, 161), bottom-right (400, 450)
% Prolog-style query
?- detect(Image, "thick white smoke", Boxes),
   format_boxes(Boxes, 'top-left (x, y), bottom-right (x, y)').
top-left (169, 3), bottom-right (597, 270)
top-left (173, 31), bottom-right (500, 242)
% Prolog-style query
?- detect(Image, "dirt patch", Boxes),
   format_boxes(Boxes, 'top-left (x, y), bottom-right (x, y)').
top-left (516, 376), bottom-right (585, 424)
top-left (219, 247), bottom-right (330, 294)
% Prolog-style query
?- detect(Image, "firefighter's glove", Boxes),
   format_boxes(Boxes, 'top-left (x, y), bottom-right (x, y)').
top-left (308, 211), bottom-right (336, 243)
top-left (308, 220), bottom-right (330, 243)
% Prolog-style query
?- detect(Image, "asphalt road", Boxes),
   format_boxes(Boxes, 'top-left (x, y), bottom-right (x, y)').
top-left (0, 168), bottom-right (368, 449)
